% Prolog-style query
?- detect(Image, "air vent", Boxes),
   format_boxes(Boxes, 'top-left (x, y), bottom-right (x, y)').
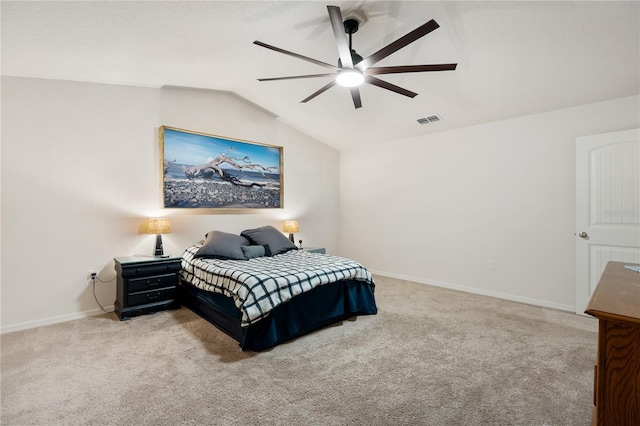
top-left (417, 114), bottom-right (441, 125)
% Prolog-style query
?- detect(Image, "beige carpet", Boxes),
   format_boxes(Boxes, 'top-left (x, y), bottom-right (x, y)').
top-left (1, 276), bottom-right (598, 425)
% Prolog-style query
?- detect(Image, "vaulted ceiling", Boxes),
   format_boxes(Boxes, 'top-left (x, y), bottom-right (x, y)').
top-left (2, 1), bottom-right (639, 150)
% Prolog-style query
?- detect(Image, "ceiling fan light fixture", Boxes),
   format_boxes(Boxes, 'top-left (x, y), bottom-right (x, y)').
top-left (336, 69), bottom-right (364, 87)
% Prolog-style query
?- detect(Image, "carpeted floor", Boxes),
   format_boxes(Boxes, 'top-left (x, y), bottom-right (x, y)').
top-left (1, 276), bottom-right (598, 425)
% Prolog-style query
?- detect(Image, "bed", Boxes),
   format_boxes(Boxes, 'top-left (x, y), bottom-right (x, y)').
top-left (178, 226), bottom-right (377, 351)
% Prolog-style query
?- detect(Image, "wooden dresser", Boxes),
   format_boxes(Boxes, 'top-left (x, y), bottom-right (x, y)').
top-left (585, 261), bottom-right (640, 426)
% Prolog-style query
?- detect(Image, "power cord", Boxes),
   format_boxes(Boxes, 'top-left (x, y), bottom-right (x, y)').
top-left (93, 273), bottom-right (116, 284)
top-left (90, 272), bottom-right (116, 313)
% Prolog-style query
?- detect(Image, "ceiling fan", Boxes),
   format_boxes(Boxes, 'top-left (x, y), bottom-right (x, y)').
top-left (254, 5), bottom-right (457, 109)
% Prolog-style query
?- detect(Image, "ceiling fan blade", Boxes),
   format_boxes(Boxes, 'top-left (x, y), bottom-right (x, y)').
top-left (258, 73), bottom-right (336, 82)
top-left (254, 40), bottom-right (338, 70)
top-left (366, 63), bottom-right (457, 75)
top-left (301, 80), bottom-right (337, 103)
top-left (350, 87), bottom-right (362, 109)
top-left (365, 76), bottom-right (418, 98)
top-left (327, 6), bottom-right (354, 69)
top-left (357, 19), bottom-right (440, 71)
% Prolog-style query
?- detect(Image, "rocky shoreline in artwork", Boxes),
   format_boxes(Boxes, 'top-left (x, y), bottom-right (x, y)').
top-left (164, 179), bottom-right (281, 208)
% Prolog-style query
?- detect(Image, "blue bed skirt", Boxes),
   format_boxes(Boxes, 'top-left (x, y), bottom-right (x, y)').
top-left (178, 279), bottom-right (377, 351)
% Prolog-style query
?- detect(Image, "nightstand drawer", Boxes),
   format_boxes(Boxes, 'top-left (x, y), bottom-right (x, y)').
top-left (128, 273), bottom-right (177, 292)
top-left (120, 262), bottom-right (181, 278)
top-left (128, 287), bottom-right (176, 307)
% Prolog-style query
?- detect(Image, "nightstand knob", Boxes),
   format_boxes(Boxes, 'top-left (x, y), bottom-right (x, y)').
top-left (146, 292), bottom-right (161, 301)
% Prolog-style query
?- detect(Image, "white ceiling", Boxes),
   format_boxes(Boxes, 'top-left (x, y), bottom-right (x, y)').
top-left (2, 1), bottom-right (639, 150)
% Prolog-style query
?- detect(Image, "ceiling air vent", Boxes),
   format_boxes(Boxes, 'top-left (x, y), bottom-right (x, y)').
top-left (417, 114), bottom-right (441, 125)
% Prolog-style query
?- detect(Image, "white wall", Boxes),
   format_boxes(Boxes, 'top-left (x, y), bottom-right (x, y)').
top-left (1, 77), bottom-right (340, 332)
top-left (2, 75), bottom-right (636, 331)
top-left (340, 95), bottom-right (640, 311)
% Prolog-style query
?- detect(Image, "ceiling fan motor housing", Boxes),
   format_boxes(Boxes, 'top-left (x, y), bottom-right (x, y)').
top-left (338, 51), bottom-right (363, 67)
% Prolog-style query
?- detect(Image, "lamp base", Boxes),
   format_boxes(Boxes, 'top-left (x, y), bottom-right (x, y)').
top-left (154, 234), bottom-right (164, 256)
top-left (288, 233), bottom-right (295, 243)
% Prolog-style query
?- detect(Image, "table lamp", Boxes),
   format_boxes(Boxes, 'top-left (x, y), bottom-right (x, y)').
top-left (147, 218), bottom-right (171, 256)
top-left (283, 220), bottom-right (299, 244)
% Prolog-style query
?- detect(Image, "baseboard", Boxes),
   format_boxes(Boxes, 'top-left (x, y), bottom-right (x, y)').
top-left (1, 305), bottom-right (115, 334)
top-left (370, 270), bottom-right (575, 313)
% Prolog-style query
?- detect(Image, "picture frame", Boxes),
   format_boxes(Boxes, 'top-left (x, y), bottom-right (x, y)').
top-left (160, 126), bottom-right (283, 210)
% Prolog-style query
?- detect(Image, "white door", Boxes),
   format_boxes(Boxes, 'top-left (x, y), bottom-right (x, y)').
top-left (576, 128), bottom-right (640, 315)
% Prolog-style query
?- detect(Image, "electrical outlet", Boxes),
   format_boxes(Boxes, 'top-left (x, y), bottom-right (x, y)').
top-left (489, 260), bottom-right (497, 270)
top-left (88, 270), bottom-right (98, 285)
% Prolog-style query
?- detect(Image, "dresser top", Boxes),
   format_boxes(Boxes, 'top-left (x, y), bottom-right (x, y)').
top-left (114, 255), bottom-right (182, 266)
top-left (585, 261), bottom-right (640, 325)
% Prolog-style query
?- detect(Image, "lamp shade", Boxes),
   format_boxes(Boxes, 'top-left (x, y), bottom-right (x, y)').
top-left (283, 220), bottom-right (299, 233)
top-left (147, 218), bottom-right (171, 235)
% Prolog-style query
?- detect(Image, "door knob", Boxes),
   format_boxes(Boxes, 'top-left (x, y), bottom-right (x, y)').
top-left (578, 232), bottom-right (588, 239)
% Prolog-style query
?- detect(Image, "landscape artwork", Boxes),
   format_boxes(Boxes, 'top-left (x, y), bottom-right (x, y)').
top-left (160, 126), bottom-right (283, 209)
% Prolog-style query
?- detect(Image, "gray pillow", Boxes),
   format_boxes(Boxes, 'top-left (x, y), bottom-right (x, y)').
top-left (241, 245), bottom-right (268, 259)
top-left (194, 231), bottom-right (249, 260)
top-left (241, 225), bottom-right (297, 256)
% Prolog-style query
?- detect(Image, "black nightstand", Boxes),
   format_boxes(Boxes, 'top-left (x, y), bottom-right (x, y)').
top-left (301, 247), bottom-right (326, 254)
top-left (114, 256), bottom-right (182, 320)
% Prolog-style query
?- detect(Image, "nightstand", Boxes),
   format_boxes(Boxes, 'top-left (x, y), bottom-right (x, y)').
top-left (114, 256), bottom-right (182, 320)
top-left (301, 247), bottom-right (326, 254)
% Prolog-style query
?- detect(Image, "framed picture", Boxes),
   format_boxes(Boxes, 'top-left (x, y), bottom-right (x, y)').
top-left (160, 126), bottom-right (283, 209)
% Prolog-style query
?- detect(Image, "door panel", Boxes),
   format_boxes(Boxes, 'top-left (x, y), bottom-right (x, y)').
top-left (576, 128), bottom-right (640, 314)
top-left (589, 245), bottom-right (640, 294)
top-left (591, 141), bottom-right (639, 225)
